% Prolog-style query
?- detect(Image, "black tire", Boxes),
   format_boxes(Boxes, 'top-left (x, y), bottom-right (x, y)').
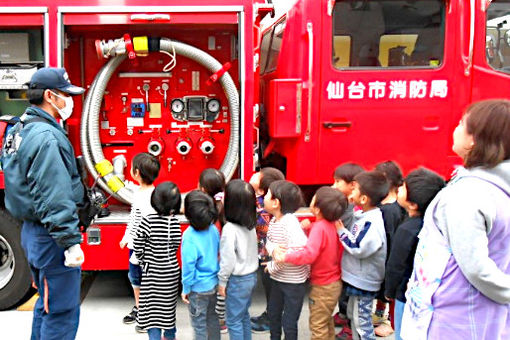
top-left (0, 209), bottom-right (32, 310)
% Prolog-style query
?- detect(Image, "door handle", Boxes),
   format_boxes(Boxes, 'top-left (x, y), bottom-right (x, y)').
top-left (323, 122), bottom-right (352, 129)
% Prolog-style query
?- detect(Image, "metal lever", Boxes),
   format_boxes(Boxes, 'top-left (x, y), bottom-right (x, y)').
top-left (142, 83), bottom-right (150, 112)
top-left (323, 122), bottom-right (352, 129)
top-left (161, 83), bottom-right (169, 107)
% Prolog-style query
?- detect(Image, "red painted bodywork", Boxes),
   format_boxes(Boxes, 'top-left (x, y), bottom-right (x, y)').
top-left (1, 0), bottom-right (510, 271)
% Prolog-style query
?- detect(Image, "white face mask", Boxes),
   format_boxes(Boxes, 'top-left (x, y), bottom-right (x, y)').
top-left (49, 91), bottom-right (74, 120)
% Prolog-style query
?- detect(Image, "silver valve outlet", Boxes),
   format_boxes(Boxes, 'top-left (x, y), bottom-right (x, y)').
top-left (176, 139), bottom-right (192, 156)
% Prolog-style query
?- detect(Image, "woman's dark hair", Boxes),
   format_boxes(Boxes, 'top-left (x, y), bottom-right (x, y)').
top-left (354, 171), bottom-right (390, 207)
top-left (184, 190), bottom-right (218, 231)
top-left (268, 180), bottom-right (305, 214)
top-left (199, 168), bottom-right (225, 197)
top-left (132, 152), bottom-right (160, 185)
top-left (259, 167), bottom-right (285, 195)
top-left (151, 181), bottom-right (181, 216)
top-left (464, 99), bottom-right (510, 168)
top-left (375, 161), bottom-right (403, 190)
top-left (333, 163), bottom-right (364, 183)
top-left (224, 179), bottom-right (257, 229)
top-left (314, 186), bottom-right (348, 222)
top-left (27, 89), bottom-right (46, 105)
top-left (405, 168), bottom-right (445, 215)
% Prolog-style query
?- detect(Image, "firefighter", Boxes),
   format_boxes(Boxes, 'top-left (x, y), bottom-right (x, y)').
top-left (2, 67), bottom-right (85, 340)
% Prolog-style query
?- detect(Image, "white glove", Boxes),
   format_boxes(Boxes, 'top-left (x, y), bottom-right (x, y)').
top-left (64, 244), bottom-right (85, 267)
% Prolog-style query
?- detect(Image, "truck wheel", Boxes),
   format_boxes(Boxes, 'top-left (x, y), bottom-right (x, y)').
top-left (0, 209), bottom-right (32, 310)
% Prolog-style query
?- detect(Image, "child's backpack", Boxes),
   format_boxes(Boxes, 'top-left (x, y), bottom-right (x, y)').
top-left (0, 115), bottom-right (21, 152)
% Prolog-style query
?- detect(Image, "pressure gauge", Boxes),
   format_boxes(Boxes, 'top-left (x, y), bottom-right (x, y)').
top-left (171, 99), bottom-right (184, 114)
top-left (207, 99), bottom-right (221, 113)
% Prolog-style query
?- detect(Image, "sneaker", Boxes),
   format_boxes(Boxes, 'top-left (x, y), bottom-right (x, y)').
top-left (250, 311), bottom-right (268, 324)
top-left (335, 327), bottom-right (353, 340)
top-left (135, 325), bottom-right (147, 333)
top-left (251, 319), bottom-right (270, 334)
top-left (219, 319), bottom-right (228, 334)
top-left (122, 306), bottom-right (137, 324)
top-left (333, 312), bottom-right (350, 328)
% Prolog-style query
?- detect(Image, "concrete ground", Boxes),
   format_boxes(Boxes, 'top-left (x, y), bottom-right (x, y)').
top-left (0, 271), bottom-right (394, 339)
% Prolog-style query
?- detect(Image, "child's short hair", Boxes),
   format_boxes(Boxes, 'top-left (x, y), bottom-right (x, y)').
top-left (199, 168), bottom-right (225, 198)
top-left (259, 167), bottom-right (285, 195)
top-left (375, 161), bottom-right (403, 190)
top-left (132, 153), bottom-right (160, 185)
top-left (268, 180), bottom-right (304, 214)
top-left (151, 181), bottom-right (181, 216)
top-left (354, 171), bottom-right (390, 207)
top-left (224, 179), bottom-right (256, 229)
top-left (334, 163), bottom-right (364, 183)
top-left (314, 186), bottom-right (347, 222)
top-left (184, 190), bottom-right (218, 231)
top-left (405, 168), bottom-right (445, 215)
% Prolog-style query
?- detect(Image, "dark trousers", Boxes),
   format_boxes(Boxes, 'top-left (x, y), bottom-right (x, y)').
top-left (258, 264), bottom-right (271, 307)
top-left (21, 221), bottom-right (81, 340)
top-left (267, 279), bottom-right (306, 340)
top-left (338, 280), bottom-right (349, 315)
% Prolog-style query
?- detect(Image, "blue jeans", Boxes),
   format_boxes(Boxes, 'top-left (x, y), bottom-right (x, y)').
top-left (347, 295), bottom-right (376, 340)
top-left (148, 327), bottom-right (176, 340)
top-left (128, 249), bottom-right (142, 287)
top-left (394, 299), bottom-right (405, 340)
top-left (267, 279), bottom-right (307, 340)
top-left (225, 272), bottom-right (257, 340)
top-left (21, 221), bottom-right (81, 340)
top-left (188, 289), bottom-right (220, 340)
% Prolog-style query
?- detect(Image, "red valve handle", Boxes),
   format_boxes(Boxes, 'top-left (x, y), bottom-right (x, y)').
top-left (123, 33), bottom-right (136, 60)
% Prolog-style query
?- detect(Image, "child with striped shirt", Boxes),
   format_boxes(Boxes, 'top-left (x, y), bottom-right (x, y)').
top-left (264, 180), bottom-right (309, 340)
top-left (133, 182), bottom-right (182, 340)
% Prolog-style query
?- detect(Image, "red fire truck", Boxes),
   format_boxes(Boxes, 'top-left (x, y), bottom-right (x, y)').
top-left (0, 0), bottom-right (509, 309)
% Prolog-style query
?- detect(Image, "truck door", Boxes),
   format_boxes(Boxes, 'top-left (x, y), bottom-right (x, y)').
top-left (472, 0), bottom-right (510, 101)
top-left (319, 0), bottom-right (468, 176)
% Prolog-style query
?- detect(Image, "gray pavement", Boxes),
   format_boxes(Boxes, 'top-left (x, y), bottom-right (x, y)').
top-left (0, 271), bottom-right (394, 339)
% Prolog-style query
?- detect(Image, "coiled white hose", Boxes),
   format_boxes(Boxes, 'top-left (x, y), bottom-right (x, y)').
top-left (81, 38), bottom-right (239, 204)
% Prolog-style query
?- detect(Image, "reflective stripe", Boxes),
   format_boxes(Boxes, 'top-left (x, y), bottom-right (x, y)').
top-left (43, 277), bottom-right (49, 314)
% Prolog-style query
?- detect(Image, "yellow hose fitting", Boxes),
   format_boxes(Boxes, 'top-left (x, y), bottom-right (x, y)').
top-left (95, 159), bottom-right (114, 177)
top-left (133, 36), bottom-right (149, 56)
top-left (107, 176), bottom-right (125, 193)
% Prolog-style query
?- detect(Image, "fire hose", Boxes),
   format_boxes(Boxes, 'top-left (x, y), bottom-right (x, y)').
top-left (80, 37), bottom-right (240, 204)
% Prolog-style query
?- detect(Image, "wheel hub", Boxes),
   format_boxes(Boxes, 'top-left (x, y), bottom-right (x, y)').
top-left (0, 235), bottom-right (15, 290)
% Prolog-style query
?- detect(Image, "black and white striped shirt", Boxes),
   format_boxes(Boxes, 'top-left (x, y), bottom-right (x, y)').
top-left (133, 213), bottom-right (181, 330)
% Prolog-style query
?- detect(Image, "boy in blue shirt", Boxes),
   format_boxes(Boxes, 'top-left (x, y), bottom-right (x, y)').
top-left (336, 171), bottom-right (389, 340)
top-left (181, 190), bottom-right (221, 340)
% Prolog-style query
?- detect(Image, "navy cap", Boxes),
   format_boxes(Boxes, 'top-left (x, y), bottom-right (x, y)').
top-left (29, 67), bottom-right (85, 95)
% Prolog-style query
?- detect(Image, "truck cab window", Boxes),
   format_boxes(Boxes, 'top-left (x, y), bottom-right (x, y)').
top-left (260, 29), bottom-right (272, 74)
top-left (486, 0), bottom-right (510, 74)
top-left (266, 20), bottom-right (286, 73)
top-left (332, 0), bottom-right (445, 69)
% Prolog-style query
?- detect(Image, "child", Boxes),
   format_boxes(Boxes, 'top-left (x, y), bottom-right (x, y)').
top-left (218, 179), bottom-right (259, 340)
top-left (249, 167), bottom-right (285, 333)
top-left (181, 190), bottom-right (221, 340)
top-left (119, 153), bottom-right (160, 331)
top-left (336, 171), bottom-right (389, 340)
top-left (372, 161), bottom-right (406, 336)
top-left (133, 182), bottom-right (182, 340)
top-left (198, 168), bottom-right (228, 333)
top-left (384, 168), bottom-right (445, 340)
top-left (274, 186), bottom-right (347, 340)
top-left (264, 180), bottom-right (309, 340)
top-left (331, 162), bottom-right (364, 337)
top-left (199, 168), bottom-right (226, 227)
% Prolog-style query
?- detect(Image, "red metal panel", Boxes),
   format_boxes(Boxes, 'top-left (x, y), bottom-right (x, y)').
top-left (268, 79), bottom-right (302, 138)
top-left (63, 12), bottom-right (238, 25)
top-left (0, 14), bottom-right (44, 27)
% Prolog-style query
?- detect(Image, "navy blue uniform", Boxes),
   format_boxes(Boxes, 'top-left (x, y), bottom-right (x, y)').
top-left (2, 106), bottom-right (84, 340)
